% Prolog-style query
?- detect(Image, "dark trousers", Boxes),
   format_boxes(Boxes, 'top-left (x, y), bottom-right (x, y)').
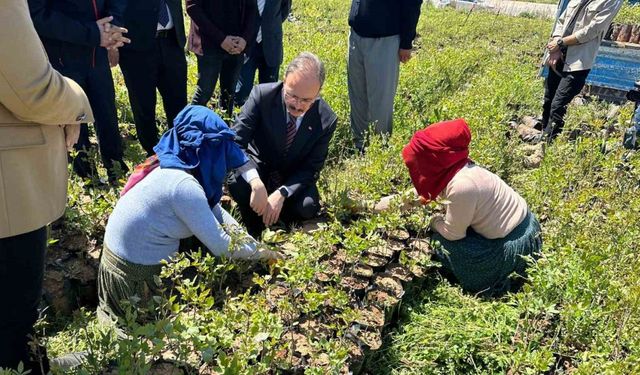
top-left (120, 30), bottom-right (188, 156)
top-left (58, 50), bottom-right (126, 181)
top-left (191, 49), bottom-right (243, 117)
top-left (235, 43), bottom-right (280, 107)
top-left (542, 61), bottom-right (590, 138)
top-left (227, 171), bottom-right (321, 237)
top-left (0, 227), bottom-right (49, 375)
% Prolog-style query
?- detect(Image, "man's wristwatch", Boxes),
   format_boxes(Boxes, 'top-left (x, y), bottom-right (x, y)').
top-left (278, 186), bottom-right (290, 198)
top-left (556, 38), bottom-right (564, 47)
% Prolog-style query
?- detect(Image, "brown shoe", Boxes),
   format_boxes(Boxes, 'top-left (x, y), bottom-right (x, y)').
top-left (515, 123), bottom-right (543, 143)
top-left (521, 115), bottom-right (543, 130)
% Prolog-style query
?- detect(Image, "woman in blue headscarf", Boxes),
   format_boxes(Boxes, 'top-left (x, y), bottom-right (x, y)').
top-left (97, 105), bottom-right (280, 324)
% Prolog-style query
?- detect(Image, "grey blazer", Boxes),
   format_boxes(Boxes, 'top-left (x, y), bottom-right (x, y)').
top-left (551, 0), bottom-right (623, 72)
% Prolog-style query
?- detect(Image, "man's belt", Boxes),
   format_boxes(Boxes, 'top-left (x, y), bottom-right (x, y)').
top-left (156, 28), bottom-right (174, 38)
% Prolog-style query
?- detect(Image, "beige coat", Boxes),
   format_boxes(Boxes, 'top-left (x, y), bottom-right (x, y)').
top-left (0, 0), bottom-right (94, 238)
top-left (552, 0), bottom-right (623, 72)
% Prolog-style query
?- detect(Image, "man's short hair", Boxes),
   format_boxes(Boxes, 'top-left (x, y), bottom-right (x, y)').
top-left (284, 52), bottom-right (326, 88)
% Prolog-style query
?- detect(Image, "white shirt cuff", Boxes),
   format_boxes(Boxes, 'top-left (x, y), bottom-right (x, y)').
top-left (241, 168), bottom-right (259, 183)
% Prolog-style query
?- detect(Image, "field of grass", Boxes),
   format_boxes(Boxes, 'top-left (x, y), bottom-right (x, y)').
top-left (513, 0), bottom-right (558, 5)
top-left (615, 1), bottom-right (640, 24)
top-left (3, 1), bottom-right (640, 374)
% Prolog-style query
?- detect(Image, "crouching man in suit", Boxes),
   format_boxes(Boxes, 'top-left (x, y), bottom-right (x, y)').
top-left (228, 52), bottom-right (337, 236)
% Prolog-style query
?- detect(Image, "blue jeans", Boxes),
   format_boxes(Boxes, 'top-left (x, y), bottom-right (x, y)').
top-left (623, 104), bottom-right (640, 149)
top-left (235, 43), bottom-right (280, 107)
top-left (633, 104), bottom-right (640, 127)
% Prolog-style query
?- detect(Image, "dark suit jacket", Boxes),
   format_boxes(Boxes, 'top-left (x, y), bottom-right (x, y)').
top-left (251, 0), bottom-right (291, 67)
top-left (121, 0), bottom-right (186, 51)
top-left (349, 0), bottom-right (423, 50)
top-left (29, 0), bottom-right (126, 68)
top-left (233, 82), bottom-right (337, 195)
top-left (186, 0), bottom-right (257, 55)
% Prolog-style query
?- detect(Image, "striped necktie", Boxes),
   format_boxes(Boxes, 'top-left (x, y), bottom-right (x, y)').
top-left (268, 116), bottom-right (298, 190)
top-left (285, 116), bottom-right (298, 153)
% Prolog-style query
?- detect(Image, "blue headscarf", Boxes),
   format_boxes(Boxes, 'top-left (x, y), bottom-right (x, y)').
top-left (153, 105), bottom-right (249, 206)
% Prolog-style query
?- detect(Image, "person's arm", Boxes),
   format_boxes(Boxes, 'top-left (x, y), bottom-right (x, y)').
top-left (241, 0), bottom-right (259, 44)
top-left (105, 0), bottom-right (127, 27)
top-left (399, 0), bottom-right (423, 50)
top-left (232, 86), bottom-right (262, 171)
top-left (185, 0), bottom-right (226, 47)
top-left (282, 116), bottom-right (337, 196)
top-left (281, 0), bottom-right (292, 22)
top-left (172, 178), bottom-right (272, 259)
top-left (240, 167), bottom-right (260, 182)
top-left (28, 0), bottom-right (102, 47)
top-left (430, 178), bottom-right (477, 241)
top-left (0, 0), bottom-right (93, 125)
top-left (572, 0), bottom-right (622, 44)
top-left (233, 93), bottom-right (270, 216)
top-left (373, 188), bottom-right (421, 213)
top-left (551, 4), bottom-right (569, 38)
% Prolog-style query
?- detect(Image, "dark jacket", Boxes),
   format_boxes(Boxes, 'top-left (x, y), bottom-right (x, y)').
top-left (348, 0), bottom-right (423, 50)
top-left (28, 0), bottom-right (126, 68)
top-left (121, 0), bottom-right (186, 51)
top-left (186, 0), bottom-right (257, 56)
top-left (252, 0), bottom-right (291, 67)
top-left (232, 82), bottom-right (337, 196)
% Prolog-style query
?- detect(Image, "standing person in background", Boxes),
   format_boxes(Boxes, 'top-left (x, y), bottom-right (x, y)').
top-left (0, 1), bottom-right (93, 373)
top-left (235, 0), bottom-right (292, 107)
top-left (116, 0), bottom-right (188, 156)
top-left (186, 0), bottom-right (258, 117)
top-left (538, 0), bottom-right (622, 142)
top-left (348, 0), bottom-right (423, 152)
top-left (28, 0), bottom-right (131, 184)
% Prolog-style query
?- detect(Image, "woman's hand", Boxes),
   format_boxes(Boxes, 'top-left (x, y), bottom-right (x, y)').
top-left (263, 249), bottom-right (285, 261)
top-left (373, 194), bottom-right (397, 213)
top-left (429, 214), bottom-right (445, 231)
top-left (373, 189), bottom-right (423, 213)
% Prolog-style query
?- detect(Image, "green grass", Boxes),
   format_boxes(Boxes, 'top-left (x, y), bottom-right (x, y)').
top-left (513, 0), bottom-right (558, 4)
top-left (615, 1), bottom-right (640, 24)
top-left (4, 1), bottom-right (640, 374)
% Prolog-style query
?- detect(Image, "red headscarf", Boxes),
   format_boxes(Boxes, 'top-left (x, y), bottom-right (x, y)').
top-left (402, 119), bottom-right (471, 202)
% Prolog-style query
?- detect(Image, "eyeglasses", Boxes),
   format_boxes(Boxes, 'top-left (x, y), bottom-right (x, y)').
top-left (284, 90), bottom-right (318, 105)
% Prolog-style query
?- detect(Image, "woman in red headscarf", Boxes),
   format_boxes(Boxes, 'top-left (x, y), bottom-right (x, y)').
top-left (399, 119), bottom-right (542, 296)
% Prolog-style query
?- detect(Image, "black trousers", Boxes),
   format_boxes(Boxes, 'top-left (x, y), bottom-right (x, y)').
top-left (191, 49), bottom-right (243, 117)
top-left (227, 171), bottom-right (321, 237)
top-left (57, 49), bottom-right (126, 180)
top-left (120, 30), bottom-right (188, 156)
top-left (0, 227), bottom-right (49, 375)
top-left (542, 60), bottom-right (590, 138)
